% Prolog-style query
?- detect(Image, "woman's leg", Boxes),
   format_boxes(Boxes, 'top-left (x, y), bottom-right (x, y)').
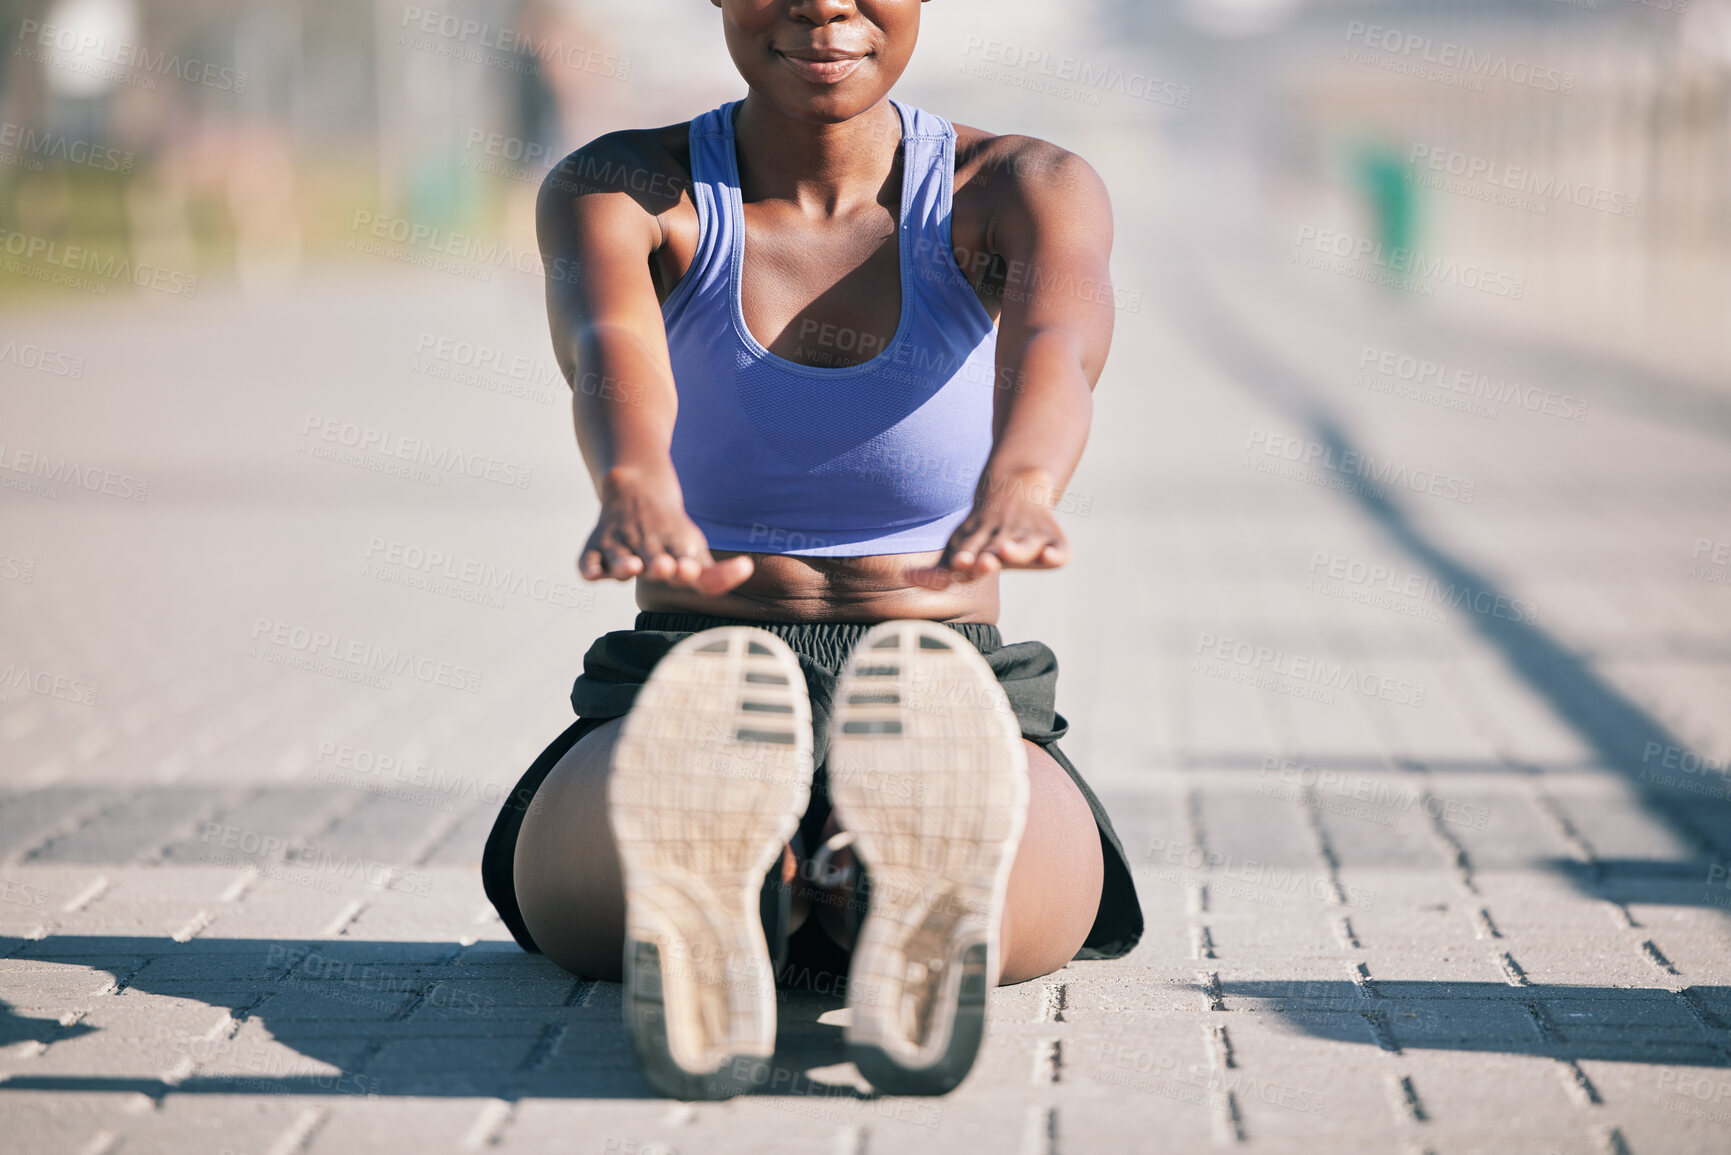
top-left (998, 741), bottom-right (1105, 984)
top-left (512, 717), bottom-right (629, 981)
top-left (811, 740), bottom-right (1104, 986)
top-left (513, 716), bottom-right (806, 982)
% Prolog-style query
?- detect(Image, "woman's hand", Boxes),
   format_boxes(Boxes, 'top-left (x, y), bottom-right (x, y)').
top-left (578, 465), bottom-right (754, 594)
top-left (913, 468), bottom-right (1072, 589)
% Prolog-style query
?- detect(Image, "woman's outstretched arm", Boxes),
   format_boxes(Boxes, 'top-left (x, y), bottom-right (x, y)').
top-left (537, 134), bottom-right (752, 595)
top-left (927, 140), bottom-right (1116, 585)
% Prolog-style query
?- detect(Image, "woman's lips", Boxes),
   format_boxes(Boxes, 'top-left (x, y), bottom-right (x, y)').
top-left (777, 52), bottom-right (866, 85)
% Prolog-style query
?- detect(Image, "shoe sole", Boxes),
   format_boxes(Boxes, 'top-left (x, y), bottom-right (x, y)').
top-left (827, 619), bottom-right (1029, 1095)
top-left (608, 626), bottom-right (813, 1100)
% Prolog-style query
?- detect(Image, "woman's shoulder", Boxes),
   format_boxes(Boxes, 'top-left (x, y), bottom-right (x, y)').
top-left (949, 121), bottom-right (1104, 199)
top-left (540, 122), bottom-right (695, 213)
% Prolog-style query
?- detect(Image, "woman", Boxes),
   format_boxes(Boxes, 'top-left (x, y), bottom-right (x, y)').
top-left (481, 0), bottom-right (1142, 1101)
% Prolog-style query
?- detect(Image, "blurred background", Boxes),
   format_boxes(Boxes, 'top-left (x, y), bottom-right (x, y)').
top-left (3, 0), bottom-right (1727, 366)
top-left (3, 2), bottom-right (1731, 1151)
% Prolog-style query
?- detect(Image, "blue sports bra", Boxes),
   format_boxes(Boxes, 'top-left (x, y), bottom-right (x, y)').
top-left (663, 99), bottom-right (997, 558)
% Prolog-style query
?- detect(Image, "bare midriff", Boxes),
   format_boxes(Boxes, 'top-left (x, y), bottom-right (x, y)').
top-left (636, 551), bottom-right (999, 623)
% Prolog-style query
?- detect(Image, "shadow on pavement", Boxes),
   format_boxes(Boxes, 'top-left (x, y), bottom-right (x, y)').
top-left (1222, 979), bottom-right (1731, 1067)
top-left (1165, 263), bottom-right (1731, 866)
top-left (0, 935), bottom-right (859, 1102)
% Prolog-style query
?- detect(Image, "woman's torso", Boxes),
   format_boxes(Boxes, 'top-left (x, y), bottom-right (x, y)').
top-left (626, 102), bottom-right (1014, 623)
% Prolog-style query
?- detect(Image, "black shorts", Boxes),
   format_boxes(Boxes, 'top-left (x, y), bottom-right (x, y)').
top-left (482, 612), bottom-right (1143, 973)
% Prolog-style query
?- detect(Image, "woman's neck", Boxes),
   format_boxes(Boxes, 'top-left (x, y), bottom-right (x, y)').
top-left (733, 94), bottom-right (902, 217)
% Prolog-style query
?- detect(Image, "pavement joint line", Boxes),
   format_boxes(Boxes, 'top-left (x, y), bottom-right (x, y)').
top-left (1186, 882), bottom-right (1208, 914)
top-left (1385, 1073), bottom-right (1428, 1124)
top-left (264, 1107), bottom-right (326, 1155)
top-left (1297, 789), bottom-right (1349, 905)
top-left (1019, 1103), bottom-right (1058, 1155)
top-left (1208, 1087), bottom-right (1246, 1145)
top-left (62, 874), bottom-right (111, 914)
top-left (1362, 1009), bottom-right (1401, 1054)
top-left (220, 870), bottom-right (258, 903)
top-left (1557, 1058), bottom-right (1603, 1107)
top-left (1597, 1124), bottom-right (1634, 1155)
top-left (405, 805), bottom-right (466, 869)
top-left (1349, 961), bottom-right (1381, 999)
top-left (1423, 800), bottom-right (1477, 894)
top-left (460, 1097), bottom-right (515, 1149)
top-left (1032, 1037), bottom-right (1062, 1084)
top-left (563, 978), bottom-right (598, 1007)
top-left (1190, 924), bottom-right (1217, 960)
top-left (1333, 915), bottom-right (1360, 948)
top-left (1472, 908), bottom-right (1501, 939)
top-left (522, 1022), bottom-right (566, 1072)
top-left (1639, 939), bottom-right (1680, 976)
top-left (1181, 787), bottom-right (1211, 861)
top-left (171, 908), bottom-right (214, 943)
top-left (1524, 1000), bottom-right (1564, 1045)
top-left (1205, 1023), bottom-right (1235, 1069)
top-left (138, 786), bottom-right (253, 868)
top-left (74, 1130), bottom-right (117, 1155)
top-left (1039, 981), bottom-right (1067, 1023)
top-left (1497, 951), bottom-right (1532, 987)
top-left (1526, 780), bottom-right (1599, 867)
top-left (1677, 986), bottom-right (1730, 1032)
top-left (321, 898), bottom-right (367, 937)
top-left (2, 791), bottom-right (121, 868)
top-left (391, 985), bottom-right (431, 1022)
top-left (1197, 971), bottom-right (1226, 1011)
top-left (95, 957), bottom-right (150, 998)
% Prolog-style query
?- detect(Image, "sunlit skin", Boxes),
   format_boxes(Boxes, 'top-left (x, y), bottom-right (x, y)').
top-left (516, 0), bottom-right (1111, 984)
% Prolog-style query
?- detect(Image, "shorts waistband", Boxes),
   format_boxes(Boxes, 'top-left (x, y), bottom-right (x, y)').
top-left (632, 612), bottom-right (1002, 663)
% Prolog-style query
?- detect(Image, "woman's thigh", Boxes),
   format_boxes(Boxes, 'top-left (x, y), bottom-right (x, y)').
top-left (998, 741), bottom-right (1105, 985)
top-left (513, 717), bottom-right (630, 981)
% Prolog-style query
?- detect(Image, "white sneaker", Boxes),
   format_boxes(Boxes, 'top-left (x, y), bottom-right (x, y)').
top-left (827, 619), bottom-right (1030, 1095)
top-left (608, 626), bottom-right (813, 1099)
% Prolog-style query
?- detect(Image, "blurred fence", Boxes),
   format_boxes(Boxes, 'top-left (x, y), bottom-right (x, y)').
top-left (1277, 6), bottom-right (1731, 378)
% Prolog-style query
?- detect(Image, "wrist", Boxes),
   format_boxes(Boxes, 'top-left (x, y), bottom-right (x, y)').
top-left (599, 461), bottom-right (679, 501)
top-left (978, 464), bottom-right (1060, 508)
